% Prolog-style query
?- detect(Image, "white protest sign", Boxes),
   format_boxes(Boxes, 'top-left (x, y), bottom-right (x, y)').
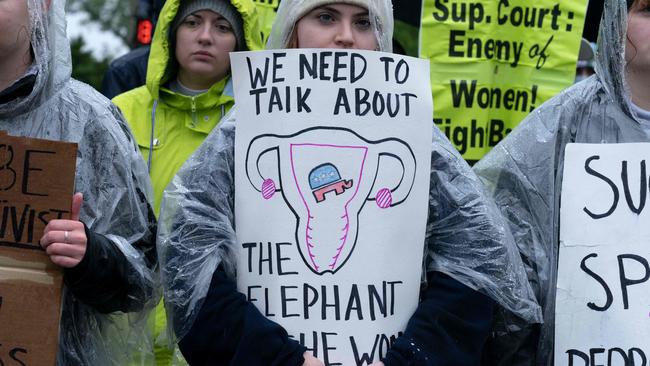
top-left (232, 49), bottom-right (433, 365)
top-left (556, 143), bottom-right (650, 365)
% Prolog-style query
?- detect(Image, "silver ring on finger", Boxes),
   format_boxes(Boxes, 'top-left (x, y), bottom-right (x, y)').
top-left (64, 230), bottom-right (69, 243)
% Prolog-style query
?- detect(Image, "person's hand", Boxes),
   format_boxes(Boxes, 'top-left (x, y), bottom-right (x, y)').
top-left (302, 352), bottom-right (324, 366)
top-left (40, 193), bottom-right (86, 268)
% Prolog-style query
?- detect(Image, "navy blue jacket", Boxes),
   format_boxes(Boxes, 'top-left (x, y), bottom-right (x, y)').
top-left (100, 46), bottom-right (150, 99)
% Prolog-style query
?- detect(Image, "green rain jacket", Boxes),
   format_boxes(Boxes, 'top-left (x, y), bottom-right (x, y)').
top-left (113, 0), bottom-right (263, 215)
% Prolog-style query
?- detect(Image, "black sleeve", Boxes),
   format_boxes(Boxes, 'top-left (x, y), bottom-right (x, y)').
top-left (383, 271), bottom-right (495, 366)
top-left (178, 266), bottom-right (307, 366)
top-left (63, 223), bottom-right (154, 313)
top-left (480, 307), bottom-right (541, 366)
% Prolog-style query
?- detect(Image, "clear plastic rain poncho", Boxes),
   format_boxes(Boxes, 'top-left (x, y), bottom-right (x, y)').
top-left (0, 1), bottom-right (158, 364)
top-left (474, 0), bottom-right (641, 364)
top-left (158, 0), bottom-right (542, 342)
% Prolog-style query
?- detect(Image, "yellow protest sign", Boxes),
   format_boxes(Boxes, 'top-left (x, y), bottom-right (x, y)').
top-left (420, 0), bottom-right (587, 162)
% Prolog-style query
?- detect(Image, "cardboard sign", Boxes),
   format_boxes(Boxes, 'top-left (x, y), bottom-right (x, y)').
top-left (0, 133), bottom-right (77, 366)
top-left (420, 0), bottom-right (587, 162)
top-left (232, 49), bottom-right (433, 365)
top-left (556, 143), bottom-right (650, 365)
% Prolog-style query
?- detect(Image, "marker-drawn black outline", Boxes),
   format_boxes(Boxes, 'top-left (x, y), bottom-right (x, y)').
top-left (244, 126), bottom-right (417, 275)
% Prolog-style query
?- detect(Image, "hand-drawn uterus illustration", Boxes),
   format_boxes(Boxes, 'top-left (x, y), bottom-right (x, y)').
top-left (245, 127), bottom-right (416, 274)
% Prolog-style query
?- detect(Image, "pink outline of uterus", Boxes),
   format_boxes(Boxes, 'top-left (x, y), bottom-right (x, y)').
top-left (245, 127), bottom-right (416, 274)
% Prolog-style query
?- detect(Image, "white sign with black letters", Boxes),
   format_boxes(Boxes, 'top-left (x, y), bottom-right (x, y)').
top-left (556, 143), bottom-right (650, 365)
top-left (231, 49), bottom-right (433, 365)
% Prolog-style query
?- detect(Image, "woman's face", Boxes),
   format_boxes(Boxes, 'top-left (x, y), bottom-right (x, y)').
top-left (626, 0), bottom-right (650, 75)
top-left (293, 4), bottom-right (378, 51)
top-left (0, 0), bottom-right (31, 62)
top-left (175, 9), bottom-right (237, 87)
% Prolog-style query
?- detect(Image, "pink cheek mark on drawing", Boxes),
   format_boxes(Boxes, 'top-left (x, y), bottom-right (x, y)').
top-left (375, 188), bottom-right (392, 209)
top-left (262, 179), bottom-right (276, 200)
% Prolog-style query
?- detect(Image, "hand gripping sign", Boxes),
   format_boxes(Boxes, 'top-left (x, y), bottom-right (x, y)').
top-left (245, 126), bottom-right (416, 274)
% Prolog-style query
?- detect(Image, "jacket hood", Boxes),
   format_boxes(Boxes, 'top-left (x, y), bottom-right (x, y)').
top-left (146, 0), bottom-right (263, 99)
top-left (0, 0), bottom-right (71, 118)
top-left (0, 3), bottom-right (157, 365)
top-left (266, 0), bottom-right (394, 52)
top-left (596, 0), bottom-right (635, 120)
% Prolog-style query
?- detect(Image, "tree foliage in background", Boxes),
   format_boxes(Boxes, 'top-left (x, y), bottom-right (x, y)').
top-left (66, 0), bottom-right (137, 46)
top-left (70, 36), bottom-right (111, 90)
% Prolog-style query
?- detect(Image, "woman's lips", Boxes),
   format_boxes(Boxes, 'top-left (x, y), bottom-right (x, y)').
top-left (192, 50), bottom-right (213, 58)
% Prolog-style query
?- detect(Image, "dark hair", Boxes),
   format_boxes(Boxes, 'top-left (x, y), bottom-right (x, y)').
top-left (628, 0), bottom-right (634, 10)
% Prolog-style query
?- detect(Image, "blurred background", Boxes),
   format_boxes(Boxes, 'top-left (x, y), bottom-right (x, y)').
top-left (67, 0), bottom-right (155, 88)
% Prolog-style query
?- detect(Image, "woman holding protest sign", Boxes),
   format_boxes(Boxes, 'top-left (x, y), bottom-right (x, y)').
top-left (475, 0), bottom-right (650, 364)
top-left (0, 0), bottom-right (157, 364)
top-left (157, 0), bottom-right (541, 365)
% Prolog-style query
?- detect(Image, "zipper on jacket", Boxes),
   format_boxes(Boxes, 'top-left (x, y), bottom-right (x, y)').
top-left (148, 99), bottom-right (159, 173)
top-left (190, 96), bottom-right (197, 127)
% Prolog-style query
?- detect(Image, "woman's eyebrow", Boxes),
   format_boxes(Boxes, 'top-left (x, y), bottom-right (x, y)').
top-left (188, 12), bottom-right (204, 20)
top-left (318, 6), bottom-right (342, 15)
top-left (188, 12), bottom-right (227, 21)
top-left (315, 6), bottom-right (369, 18)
